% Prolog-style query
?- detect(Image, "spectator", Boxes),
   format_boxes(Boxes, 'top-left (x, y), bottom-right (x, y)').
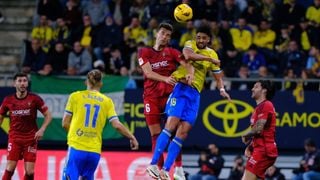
top-left (257, 65), bottom-right (274, 78)
top-left (241, 0), bottom-right (262, 31)
top-left (305, 0), bottom-right (320, 26)
top-left (189, 144), bottom-right (225, 180)
top-left (22, 39), bottom-right (47, 74)
top-left (292, 138), bottom-right (320, 180)
top-left (52, 17), bottom-right (71, 46)
top-left (39, 42), bottom-right (70, 75)
top-left (279, 40), bottom-right (306, 76)
top-left (228, 155), bottom-right (245, 180)
top-left (64, 0), bottom-right (82, 29)
top-left (195, 0), bottom-right (219, 22)
top-left (144, 17), bottom-right (158, 47)
top-left (108, 46), bottom-right (128, 75)
top-left (179, 20), bottom-right (196, 49)
top-left (231, 65), bottom-right (251, 91)
top-left (242, 45), bottom-right (267, 75)
top-left (129, 41), bottom-right (144, 77)
top-left (108, 0), bottom-right (131, 26)
top-left (148, 0), bottom-right (175, 23)
top-left (305, 46), bottom-right (320, 76)
top-left (37, 0), bottom-right (63, 23)
top-left (260, 0), bottom-right (278, 26)
top-left (70, 15), bottom-right (95, 48)
top-left (283, 68), bottom-right (297, 90)
top-left (230, 17), bottom-right (253, 52)
top-left (218, 0), bottom-right (241, 24)
top-left (210, 20), bottom-right (223, 51)
top-left (123, 15), bottom-right (147, 52)
top-left (67, 41), bottom-right (92, 75)
top-left (265, 165), bottom-right (285, 180)
top-left (93, 59), bottom-right (106, 74)
top-left (31, 15), bottom-right (53, 52)
top-left (82, 0), bottom-right (110, 26)
top-left (300, 69), bottom-right (319, 91)
top-left (129, 0), bottom-right (151, 27)
top-left (92, 14), bottom-right (123, 62)
top-left (310, 54), bottom-right (320, 78)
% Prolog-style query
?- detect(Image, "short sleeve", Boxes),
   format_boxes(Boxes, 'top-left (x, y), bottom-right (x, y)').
top-left (35, 95), bottom-right (48, 114)
top-left (184, 40), bottom-right (194, 50)
top-left (106, 99), bottom-right (118, 122)
top-left (137, 48), bottom-right (148, 67)
top-left (65, 93), bottom-right (74, 115)
top-left (0, 97), bottom-right (8, 115)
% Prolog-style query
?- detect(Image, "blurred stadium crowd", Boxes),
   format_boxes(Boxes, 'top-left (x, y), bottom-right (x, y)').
top-left (22, 0), bottom-right (320, 90)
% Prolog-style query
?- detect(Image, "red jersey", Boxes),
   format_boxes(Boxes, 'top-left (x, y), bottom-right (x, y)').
top-left (0, 93), bottom-right (48, 140)
top-left (250, 100), bottom-right (278, 157)
top-left (138, 47), bottom-right (182, 98)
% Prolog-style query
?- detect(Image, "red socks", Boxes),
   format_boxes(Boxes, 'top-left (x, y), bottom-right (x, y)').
top-left (2, 170), bottom-right (14, 180)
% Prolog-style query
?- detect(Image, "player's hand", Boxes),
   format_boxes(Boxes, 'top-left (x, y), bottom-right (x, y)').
top-left (34, 128), bottom-right (45, 141)
top-left (220, 89), bottom-right (231, 101)
top-left (130, 137), bottom-right (139, 150)
top-left (164, 76), bottom-right (177, 86)
top-left (185, 73), bottom-right (194, 85)
top-left (241, 136), bottom-right (251, 145)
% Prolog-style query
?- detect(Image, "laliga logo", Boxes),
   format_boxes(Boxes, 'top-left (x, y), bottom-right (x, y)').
top-left (203, 100), bottom-right (253, 137)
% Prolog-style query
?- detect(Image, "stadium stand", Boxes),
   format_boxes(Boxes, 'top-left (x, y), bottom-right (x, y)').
top-left (182, 154), bottom-right (300, 180)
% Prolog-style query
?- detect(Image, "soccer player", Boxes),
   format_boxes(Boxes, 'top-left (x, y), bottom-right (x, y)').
top-left (0, 72), bottom-right (52, 180)
top-left (62, 69), bottom-right (139, 180)
top-left (146, 25), bottom-right (231, 179)
top-left (241, 80), bottom-right (278, 180)
top-left (139, 22), bottom-right (193, 179)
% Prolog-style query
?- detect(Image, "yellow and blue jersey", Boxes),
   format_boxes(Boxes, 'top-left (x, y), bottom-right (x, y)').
top-left (172, 40), bottom-right (221, 92)
top-left (65, 90), bottom-right (118, 154)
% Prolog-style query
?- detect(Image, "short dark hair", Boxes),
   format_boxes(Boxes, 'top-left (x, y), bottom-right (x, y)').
top-left (13, 72), bottom-right (28, 80)
top-left (304, 138), bottom-right (316, 147)
top-left (196, 25), bottom-right (212, 38)
top-left (258, 80), bottom-right (276, 100)
top-left (158, 22), bottom-right (173, 32)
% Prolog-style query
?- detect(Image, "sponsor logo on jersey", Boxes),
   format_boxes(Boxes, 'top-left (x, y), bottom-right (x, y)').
top-left (11, 109), bottom-right (31, 116)
top-left (151, 60), bottom-right (169, 69)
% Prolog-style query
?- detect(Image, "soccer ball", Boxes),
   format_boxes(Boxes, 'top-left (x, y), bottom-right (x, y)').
top-left (174, 4), bottom-right (193, 23)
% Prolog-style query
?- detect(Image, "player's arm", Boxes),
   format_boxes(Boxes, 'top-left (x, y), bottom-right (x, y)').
top-left (0, 114), bottom-right (4, 126)
top-left (35, 110), bottom-right (52, 140)
top-left (183, 47), bottom-right (220, 65)
top-left (62, 112), bottom-right (72, 132)
top-left (212, 71), bottom-right (231, 101)
top-left (241, 119), bottom-right (267, 144)
top-left (110, 118), bottom-right (139, 150)
top-left (140, 61), bottom-right (176, 86)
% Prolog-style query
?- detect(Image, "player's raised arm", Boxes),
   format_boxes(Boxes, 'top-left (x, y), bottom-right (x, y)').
top-left (110, 118), bottom-right (139, 150)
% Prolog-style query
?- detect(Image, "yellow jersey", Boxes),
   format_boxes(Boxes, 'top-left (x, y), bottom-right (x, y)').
top-left (172, 40), bottom-right (221, 92)
top-left (65, 90), bottom-right (118, 154)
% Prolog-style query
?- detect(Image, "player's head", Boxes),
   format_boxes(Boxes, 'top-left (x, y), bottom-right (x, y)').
top-left (86, 69), bottom-right (103, 90)
top-left (251, 80), bottom-right (275, 101)
top-left (195, 24), bottom-right (212, 49)
top-left (155, 22), bottom-right (173, 46)
top-left (13, 72), bottom-right (29, 93)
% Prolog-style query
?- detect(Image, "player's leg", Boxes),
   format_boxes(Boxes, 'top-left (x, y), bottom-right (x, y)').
top-left (62, 147), bottom-right (80, 180)
top-left (150, 116), bottom-right (180, 165)
top-left (81, 151), bottom-right (100, 180)
top-left (144, 99), bottom-right (165, 168)
top-left (162, 121), bottom-right (192, 172)
top-left (3, 139), bottom-right (22, 179)
top-left (24, 162), bottom-right (35, 180)
top-left (23, 140), bottom-right (37, 179)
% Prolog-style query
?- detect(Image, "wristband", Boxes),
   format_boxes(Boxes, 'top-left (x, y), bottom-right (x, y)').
top-left (219, 88), bottom-right (225, 92)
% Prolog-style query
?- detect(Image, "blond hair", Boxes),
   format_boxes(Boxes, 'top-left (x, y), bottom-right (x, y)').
top-left (87, 69), bottom-right (102, 88)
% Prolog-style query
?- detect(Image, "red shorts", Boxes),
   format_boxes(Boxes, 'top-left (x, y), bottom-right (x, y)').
top-left (7, 138), bottom-right (37, 162)
top-left (144, 97), bottom-right (168, 125)
top-left (245, 150), bottom-right (277, 179)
